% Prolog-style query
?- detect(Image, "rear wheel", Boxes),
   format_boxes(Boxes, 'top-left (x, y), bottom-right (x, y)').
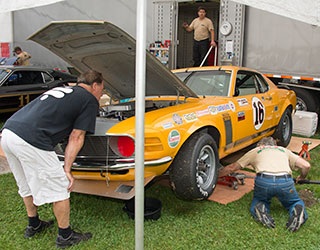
top-left (294, 88), bottom-right (319, 113)
top-left (169, 133), bottom-right (219, 200)
top-left (273, 108), bottom-right (292, 147)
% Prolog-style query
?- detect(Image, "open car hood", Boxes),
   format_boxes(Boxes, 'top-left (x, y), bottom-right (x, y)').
top-left (28, 21), bottom-right (198, 101)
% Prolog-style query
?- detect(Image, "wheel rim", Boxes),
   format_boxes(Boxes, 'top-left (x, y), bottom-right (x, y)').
top-left (296, 97), bottom-right (307, 111)
top-left (196, 145), bottom-right (216, 190)
top-left (282, 113), bottom-right (291, 141)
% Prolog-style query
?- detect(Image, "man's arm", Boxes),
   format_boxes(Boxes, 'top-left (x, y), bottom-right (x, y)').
top-left (16, 55), bottom-right (22, 65)
top-left (218, 162), bottom-right (242, 177)
top-left (64, 129), bottom-right (86, 192)
top-left (295, 157), bottom-right (311, 182)
top-left (183, 22), bottom-right (193, 32)
top-left (210, 29), bottom-right (216, 47)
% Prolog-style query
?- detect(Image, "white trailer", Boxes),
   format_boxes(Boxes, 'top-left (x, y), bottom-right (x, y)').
top-left (153, 0), bottom-right (320, 114)
top-left (6, 0), bottom-right (320, 113)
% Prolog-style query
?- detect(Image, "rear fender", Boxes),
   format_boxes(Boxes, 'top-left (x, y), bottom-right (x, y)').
top-left (276, 90), bottom-right (295, 124)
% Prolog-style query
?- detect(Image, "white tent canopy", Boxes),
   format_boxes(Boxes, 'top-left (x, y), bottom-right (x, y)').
top-left (231, 0), bottom-right (320, 26)
top-left (0, 0), bottom-right (65, 13)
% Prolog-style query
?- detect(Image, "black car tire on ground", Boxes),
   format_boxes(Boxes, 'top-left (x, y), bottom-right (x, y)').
top-left (273, 107), bottom-right (292, 147)
top-left (293, 88), bottom-right (319, 113)
top-left (169, 133), bottom-right (219, 200)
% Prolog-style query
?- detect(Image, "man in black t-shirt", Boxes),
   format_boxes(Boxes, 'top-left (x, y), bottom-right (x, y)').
top-left (1, 70), bottom-right (104, 248)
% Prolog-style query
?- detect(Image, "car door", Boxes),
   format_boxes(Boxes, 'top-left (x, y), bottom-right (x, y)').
top-left (231, 70), bottom-right (276, 148)
top-left (0, 70), bottom-right (50, 113)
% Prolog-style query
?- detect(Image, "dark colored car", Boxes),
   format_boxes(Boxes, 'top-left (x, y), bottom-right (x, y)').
top-left (0, 66), bottom-right (77, 113)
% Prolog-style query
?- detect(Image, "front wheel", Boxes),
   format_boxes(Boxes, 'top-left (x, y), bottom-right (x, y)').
top-left (273, 108), bottom-right (292, 147)
top-left (169, 133), bottom-right (219, 200)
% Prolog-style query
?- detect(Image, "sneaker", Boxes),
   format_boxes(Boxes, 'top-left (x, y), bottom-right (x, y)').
top-left (286, 204), bottom-right (305, 232)
top-left (24, 220), bottom-right (54, 238)
top-left (56, 229), bottom-right (92, 249)
top-left (254, 202), bottom-right (275, 229)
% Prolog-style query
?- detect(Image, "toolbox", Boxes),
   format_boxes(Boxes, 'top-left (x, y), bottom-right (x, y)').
top-left (292, 111), bottom-right (318, 137)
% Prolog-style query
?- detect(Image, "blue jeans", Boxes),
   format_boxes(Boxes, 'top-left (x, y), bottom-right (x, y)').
top-left (250, 175), bottom-right (308, 221)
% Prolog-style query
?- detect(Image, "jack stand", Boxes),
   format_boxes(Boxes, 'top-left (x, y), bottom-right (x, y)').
top-left (299, 141), bottom-right (311, 160)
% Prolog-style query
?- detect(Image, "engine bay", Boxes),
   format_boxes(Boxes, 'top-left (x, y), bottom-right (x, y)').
top-left (99, 99), bottom-right (186, 121)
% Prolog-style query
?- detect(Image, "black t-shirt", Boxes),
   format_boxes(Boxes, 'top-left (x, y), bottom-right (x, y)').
top-left (4, 86), bottom-right (99, 151)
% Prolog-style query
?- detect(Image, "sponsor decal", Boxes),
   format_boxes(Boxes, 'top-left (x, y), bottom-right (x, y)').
top-left (208, 105), bottom-right (218, 115)
top-left (162, 122), bottom-right (174, 129)
top-left (168, 130), bottom-right (180, 148)
top-left (222, 113), bottom-right (231, 121)
top-left (173, 114), bottom-right (183, 125)
top-left (237, 111), bottom-right (245, 121)
top-left (229, 101), bottom-right (235, 112)
top-left (237, 98), bottom-right (249, 106)
top-left (196, 109), bottom-right (210, 117)
top-left (252, 97), bottom-right (265, 130)
top-left (183, 112), bottom-right (198, 123)
top-left (216, 103), bottom-right (231, 113)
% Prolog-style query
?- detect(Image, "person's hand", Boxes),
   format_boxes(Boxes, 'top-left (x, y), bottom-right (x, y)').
top-left (295, 175), bottom-right (304, 184)
top-left (183, 22), bottom-right (188, 28)
top-left (65, 171), bottom-right (75, 192)
top-left (211, 40), bottom-right (217, 47)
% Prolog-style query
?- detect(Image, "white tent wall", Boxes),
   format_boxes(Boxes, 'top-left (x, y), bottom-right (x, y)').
top-left (11, 0), bottom-right (155, 70)
top-left (231, 0), bottom-right (320, 27)
top-left (0, 12), bottom-right (13, 43)
top-left (0, 0), bottom-right (65, 13)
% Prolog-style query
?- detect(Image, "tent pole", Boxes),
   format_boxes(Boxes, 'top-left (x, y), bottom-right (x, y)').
top-left (135, 0), bottom-right (147, 249)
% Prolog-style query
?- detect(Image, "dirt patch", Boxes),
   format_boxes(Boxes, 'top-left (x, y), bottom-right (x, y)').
top-left (298, 189), bottom-right (319, 208)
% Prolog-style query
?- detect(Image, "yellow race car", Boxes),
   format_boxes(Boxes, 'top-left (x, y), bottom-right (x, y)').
top-left (29, 21), bottom-right (296, 200)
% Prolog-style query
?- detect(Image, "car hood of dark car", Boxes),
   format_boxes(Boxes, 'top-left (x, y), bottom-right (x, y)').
top-left (28, 20), bottom-right (198, 101)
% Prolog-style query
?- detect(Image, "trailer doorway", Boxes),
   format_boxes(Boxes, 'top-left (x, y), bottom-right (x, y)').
top-left (177, 1), bottom-right (220, 69)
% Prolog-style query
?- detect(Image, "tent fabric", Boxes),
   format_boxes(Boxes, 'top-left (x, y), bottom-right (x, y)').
top-left (0, 0), bottom-right (65, 13)
top-left (231, 0), bottom-right (320, 26)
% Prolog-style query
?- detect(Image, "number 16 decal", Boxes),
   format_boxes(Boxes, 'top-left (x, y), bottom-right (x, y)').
top-left (252, 97), bottom-right (265, 130)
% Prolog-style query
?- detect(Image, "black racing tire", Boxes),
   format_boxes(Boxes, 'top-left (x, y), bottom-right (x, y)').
top-left (293, 88), bottom-right (319, 113)
top-left (273, 108), bottom-right (292, 147)
top-left (169, 133), bottom-right (219, 200)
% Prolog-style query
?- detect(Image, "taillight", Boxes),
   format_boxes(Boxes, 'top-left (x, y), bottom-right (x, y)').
top-left (110, 136), bottom-right (135, 157)
top-left (118, 136), bottom-right (135, 157)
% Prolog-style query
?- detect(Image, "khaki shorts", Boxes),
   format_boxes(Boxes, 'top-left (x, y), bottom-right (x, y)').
top-left (1, 129), bottom-right (70, 206)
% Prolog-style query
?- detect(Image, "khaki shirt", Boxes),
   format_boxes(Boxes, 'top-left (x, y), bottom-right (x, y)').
top-left (189, 17), bottom-right (214, 41)
top-left (237, 146), bottom-right (300, 174)
top-left (17, 51), bottom-right (31, 66)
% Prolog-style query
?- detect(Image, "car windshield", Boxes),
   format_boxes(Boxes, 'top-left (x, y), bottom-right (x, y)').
top-left (0, 69), bottom-right (10, 83)
top-left (174, 70), bottom-right (232, 97)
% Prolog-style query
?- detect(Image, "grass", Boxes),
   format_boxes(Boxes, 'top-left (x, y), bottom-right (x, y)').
top-left (0, 110), bottom-right (320, 249)
top-left (1, 138), bottom-right (320, 250)
top-left (1, 174), bottom-right (320, 250)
